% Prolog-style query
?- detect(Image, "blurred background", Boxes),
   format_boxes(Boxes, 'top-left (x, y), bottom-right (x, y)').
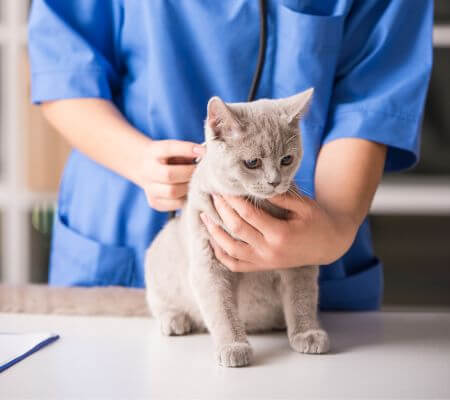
top-left (0, 1), bottom-right (448, 309)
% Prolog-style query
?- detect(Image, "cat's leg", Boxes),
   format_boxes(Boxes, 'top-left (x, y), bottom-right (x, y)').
top-left (278, 266), bottom-right (330, 354)
top-left (159, 311), bottom-right (193, 336)
top-left (190, 241), bottom-right (252, 367)
top-left (144, 219), bottom-right (199, 337)
top-left (186, 188), bottom-right (251, 367)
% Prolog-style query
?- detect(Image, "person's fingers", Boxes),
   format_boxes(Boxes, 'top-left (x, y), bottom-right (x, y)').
top-left (266, 194), bottom-right (296, 210)
top-left (267, 191), bottom-right (317, 223)
top-left (152, 163), bottom-right (196, 184)
top-left (266, 190), bottom-right (312, 213)
top-left (150, 140), bottom-right (205, 161)
top-left (167, 156), bottom-right (197, 165)
top-left (209, 239), bottom-right (256, 273)
top-left (200, 213), bottom-right (253, 261)
top-left (221, 195), bottom-right (284, 235)
top-left (147, 182), bottom-right (189, 200)
top-left (212, 195), bottom-right (264, 246)
top-left (146, 195), bottom-right (186, 212)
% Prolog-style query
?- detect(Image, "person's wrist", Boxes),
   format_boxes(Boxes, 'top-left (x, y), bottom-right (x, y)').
top-left (133, 136), bottom-right (154, 189)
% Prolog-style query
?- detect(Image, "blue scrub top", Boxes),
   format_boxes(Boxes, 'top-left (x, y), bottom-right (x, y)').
top-left (28, 0), bottom-right (432, 310)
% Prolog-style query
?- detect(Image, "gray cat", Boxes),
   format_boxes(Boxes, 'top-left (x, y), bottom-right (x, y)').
top-left (145, 88), bottom-right (330, 368)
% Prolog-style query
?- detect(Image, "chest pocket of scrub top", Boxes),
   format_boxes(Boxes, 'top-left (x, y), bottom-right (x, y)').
top-left (272, 4), bottom-right (344, 113)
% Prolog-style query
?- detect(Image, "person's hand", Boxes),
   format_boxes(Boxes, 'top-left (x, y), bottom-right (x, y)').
top-left (200, 193), bottom-right (358, 272)
top-left (139, 140), bottom-right (205, 211)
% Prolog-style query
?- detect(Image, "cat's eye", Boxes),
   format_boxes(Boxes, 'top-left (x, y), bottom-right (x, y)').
top-left (243, 158), bottom-right (262, 169)
top-left (281, 155), bottom-right (293, 166)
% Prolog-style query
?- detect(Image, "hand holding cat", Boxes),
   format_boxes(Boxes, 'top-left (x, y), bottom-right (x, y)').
top-left (200, 193), bottom-right (357, 272)
top-left (140, 140), bottom-right (205, 211)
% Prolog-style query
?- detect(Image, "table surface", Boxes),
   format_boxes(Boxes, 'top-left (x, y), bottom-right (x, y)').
top-left (1, 311), bottom-right (449, 399)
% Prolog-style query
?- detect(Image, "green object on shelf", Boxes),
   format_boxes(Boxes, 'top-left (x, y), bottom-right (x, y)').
top-left (31, 204), bottom-right (55, 236)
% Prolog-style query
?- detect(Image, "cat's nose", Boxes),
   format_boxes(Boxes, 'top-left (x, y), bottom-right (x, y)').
top-left (268, 178), bottom-right (281, 188)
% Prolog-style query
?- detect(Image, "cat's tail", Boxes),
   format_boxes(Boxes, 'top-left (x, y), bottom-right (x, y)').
top-left (0, 284), bottom-right (150, 317)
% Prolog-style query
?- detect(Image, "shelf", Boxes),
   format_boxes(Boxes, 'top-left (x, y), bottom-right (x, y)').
top-left (0, 187), bottom-right (57, 208)
top-left (371, 176), bottom-right (450, 215)
top-left (434, 25), bottom-right (450, 47)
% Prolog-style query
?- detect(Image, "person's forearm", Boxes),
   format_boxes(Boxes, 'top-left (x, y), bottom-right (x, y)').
top-left (314, 138), bottom-right (387, 236)
top-left (41, 98), bottom-right (151, 186)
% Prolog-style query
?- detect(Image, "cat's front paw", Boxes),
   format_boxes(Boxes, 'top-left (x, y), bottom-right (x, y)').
top-left (290, 329), bottom-right (330, 354)
top-left (217, 342), bottom-right (253, 367)
top-left (159, 312), bottom-right (193, 336)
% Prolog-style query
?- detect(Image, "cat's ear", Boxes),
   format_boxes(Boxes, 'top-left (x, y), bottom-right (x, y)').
top-left (206, 96), bottom-right (241, 141)
top-left (283, 87), bottom-right (314, 125)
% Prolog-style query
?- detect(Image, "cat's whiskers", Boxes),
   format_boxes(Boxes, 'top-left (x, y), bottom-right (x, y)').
top-left (288, 187), bottom-right (306, 204)
top-left (246, 195), bottom-right (260, 212)
top-left (298, 187), bottom-right (314, 197)
top-left (252, 196), bottom-right (258, 211)
top-left (254, 196), bottom-right (262, 212)
top-left (285, 134), bottom-right (298, 145)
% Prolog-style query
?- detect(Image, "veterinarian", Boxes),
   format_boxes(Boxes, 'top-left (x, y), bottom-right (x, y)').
top-left (28, 1), bottom-right (432, 310)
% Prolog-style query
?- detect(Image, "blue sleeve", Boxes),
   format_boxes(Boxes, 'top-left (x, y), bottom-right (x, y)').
top-left (323, 0), bottom-right (433, 172)
top-left (28, 0), bottom-right (122, 104)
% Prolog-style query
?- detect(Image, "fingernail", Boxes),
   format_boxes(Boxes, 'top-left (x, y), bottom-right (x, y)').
top-left (193, 145), bottom-right (206, 155)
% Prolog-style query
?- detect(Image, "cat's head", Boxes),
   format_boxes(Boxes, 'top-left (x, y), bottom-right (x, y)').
top-left (203, 88), bottom-right (313, 199)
